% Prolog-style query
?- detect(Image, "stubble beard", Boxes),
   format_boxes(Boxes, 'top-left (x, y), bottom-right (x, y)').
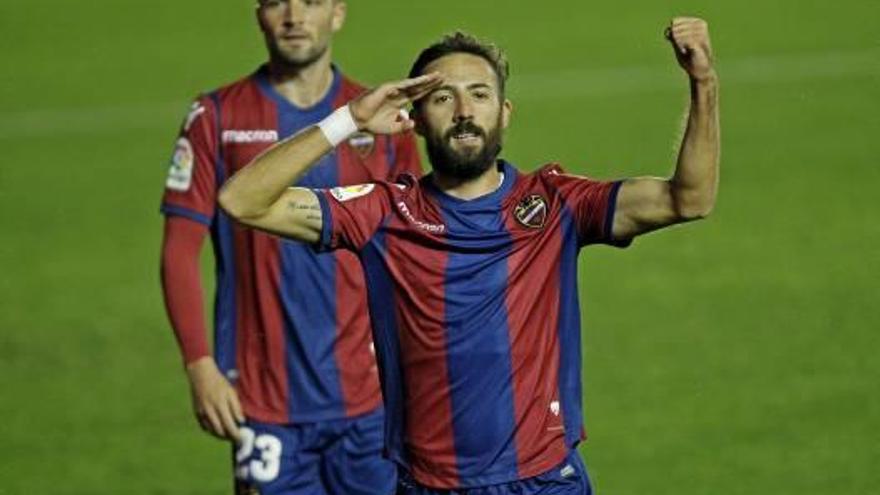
top-left (267, 36), bottom-right (329, 70)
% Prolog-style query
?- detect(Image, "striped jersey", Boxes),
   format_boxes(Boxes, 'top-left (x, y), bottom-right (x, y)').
top-left (161, 65), bottom-right (421, 423)
top-left (315, 160), bottom-right (626, 488)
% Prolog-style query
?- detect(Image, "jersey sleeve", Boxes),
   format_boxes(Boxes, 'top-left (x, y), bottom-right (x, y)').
top-left (160, 97), bottom-right (219, 226)
top-left (161, 216), bottom-right (211, 365)
top-left (389, 130), bottom-right (423, 179)
top-left (314, 182), bottom-right (396, 252)
top-left (544, 164), bottom-right (629, 247)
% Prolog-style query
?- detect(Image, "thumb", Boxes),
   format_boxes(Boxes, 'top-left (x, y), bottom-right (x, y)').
top-left (664, 27), bottom-right (687, 56)
top-left (394, 118), bottom-right (416, 134)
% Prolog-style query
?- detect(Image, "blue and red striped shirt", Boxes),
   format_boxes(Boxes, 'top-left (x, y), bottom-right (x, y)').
top-left (161, 66), bottom-right (421, 424)
top-left (316, 160), bottom-right (626, 488)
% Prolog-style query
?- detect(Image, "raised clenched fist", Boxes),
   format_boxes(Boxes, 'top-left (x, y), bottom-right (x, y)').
top-left (665, 17), bottom-right (715, 82)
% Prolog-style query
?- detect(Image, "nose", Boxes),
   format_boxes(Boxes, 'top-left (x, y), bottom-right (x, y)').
top-left (453, 95), bottom-right (474, 123)
top-left (283, 0), bottom-right (306, 26)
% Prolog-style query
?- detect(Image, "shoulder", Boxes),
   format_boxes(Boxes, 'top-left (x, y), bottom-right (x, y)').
top-left (535, 162), bottom-right (569, 182)
top-left (195, 69), bottom-right (267, 111)
top-left (507, 162), bottom-right (605, 208)
top-left (509, 162), bottom-right (568, 193)
top-left (533, 162), bottom-right (605, 189)
top-left (336, 71), bottom-right (368, 101)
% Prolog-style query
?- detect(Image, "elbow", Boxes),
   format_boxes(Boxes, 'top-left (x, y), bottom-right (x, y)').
top-left (677, 203), bottom-right (714, 221)
top-left (216, 187), bottom-right (238, 219)
top-left (217, 186), bottom-right (253, 222)
top-left (673, 191), bottom-right (716, 221)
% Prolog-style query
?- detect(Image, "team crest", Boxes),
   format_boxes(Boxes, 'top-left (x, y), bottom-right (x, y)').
top-left (513, 194), bottom-right (548, 229)
top-left (347, 131), bottom-right (375, 158)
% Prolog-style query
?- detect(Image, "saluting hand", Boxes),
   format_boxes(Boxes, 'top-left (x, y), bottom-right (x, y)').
top-left (349, 73), bottom-right (443, 135)
top-left (666, 17), bottom-right (716, 82)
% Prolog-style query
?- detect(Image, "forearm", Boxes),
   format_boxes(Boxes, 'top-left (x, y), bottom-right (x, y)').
top-left (670, 74), bottom-right (720, 219)
top-left (218, 126), bottom-right (332, 220)
top-left (161, 217), bottom-right (211, 365)
top-left (219, 75), bottom-right (439, 237)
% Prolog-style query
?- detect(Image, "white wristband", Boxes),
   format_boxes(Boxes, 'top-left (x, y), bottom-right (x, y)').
top-left (317, 105), bottom-right (359, 147)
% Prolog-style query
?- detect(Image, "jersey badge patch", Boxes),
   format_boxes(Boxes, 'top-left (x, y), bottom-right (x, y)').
top-left (347, 132), bottom-right (375, 158)
top-left (514, 194), bottom-right (548, 229)
top-left (165, 137), bottom-right (194, 191)
top-left (330, 183), bottom-right (375, 202)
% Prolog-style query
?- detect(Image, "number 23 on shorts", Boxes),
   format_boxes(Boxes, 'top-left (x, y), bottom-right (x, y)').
top-left (235, 426), bottom-right (283, 483)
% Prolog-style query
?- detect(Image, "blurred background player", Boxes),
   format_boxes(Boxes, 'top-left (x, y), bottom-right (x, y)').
top-left (159, 0), bottom-right (420, 493)
top-left (217, 17), bottom-right (718, 494)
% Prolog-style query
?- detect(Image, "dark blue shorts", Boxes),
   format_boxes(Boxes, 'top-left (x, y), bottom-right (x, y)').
top-left (396, 450), bottom-right (592, 495)
top-left (233, 409), bottom-right (397, 495)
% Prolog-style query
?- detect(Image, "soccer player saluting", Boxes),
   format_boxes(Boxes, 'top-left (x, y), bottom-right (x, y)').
top-left (159, 0), bottom-right (420, 493)
top-left (219, 17), bottom-right (719, 494)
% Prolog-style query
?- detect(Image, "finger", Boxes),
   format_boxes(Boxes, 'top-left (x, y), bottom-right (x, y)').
top-left (395, 72), bottom-right (442, 91)
top-left (404, 81), bottom-right (443, 103)
top-left (230, 393), bottom-right (245, 424)
top-left (391, 119), bottom-right (416, 134)
top-left (409, 75), bottom-right (444, 93)
top-left (196, 413), bottom-right (211, 432)
top-left (217, 403), bottom-right (241, 442)
top-left (672, 27), bottom-right (704, 41)
top-left (666, 29), bottom-right (686, 52)
top-left (672, 21), bottom-right (707, 37)
top-left (387, 81), bottom-right (442, 110)
top-left (670, 31), bottom-right (696, 53)
top-left (671, 17), bottom-right (704, 27)
top-left (372, 83), bottom-right (401, 102)
top-left (204, 407), bottom-right (225, 439)
top-left (669, 36), bottom-right (688, 56)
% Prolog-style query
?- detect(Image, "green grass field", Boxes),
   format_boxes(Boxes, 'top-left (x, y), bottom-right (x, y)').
top-left (1, 0), bottom-right (878, 493)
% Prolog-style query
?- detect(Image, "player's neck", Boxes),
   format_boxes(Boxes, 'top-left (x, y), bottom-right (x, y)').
top-left (266, 49), bottom-right (335, 109)
top-left (432, 164), bottom-right (504, 201)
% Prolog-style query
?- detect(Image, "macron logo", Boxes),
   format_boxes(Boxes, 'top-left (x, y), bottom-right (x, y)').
top-left (222, 129), bottom-right (278, 144)
top-left (397, 202), bottom-right (445, 234)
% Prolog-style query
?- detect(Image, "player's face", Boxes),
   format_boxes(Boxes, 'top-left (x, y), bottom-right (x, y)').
top-left (416, 53), bottom-right (513, 180)
top-left (257, 0), bottom-right (346, 68)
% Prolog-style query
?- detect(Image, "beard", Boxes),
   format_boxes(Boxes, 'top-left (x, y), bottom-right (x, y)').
top-left (425, 117), bottom-right (503, 181)
top-left (266, 35), bottom-right (329, 69)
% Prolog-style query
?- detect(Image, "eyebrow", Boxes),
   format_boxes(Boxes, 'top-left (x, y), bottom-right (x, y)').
top-left (433, 83), bottom-right (495, 92)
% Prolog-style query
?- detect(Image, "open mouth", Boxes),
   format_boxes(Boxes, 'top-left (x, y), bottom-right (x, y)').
top-left (449, 127), bottom-right (483, 145)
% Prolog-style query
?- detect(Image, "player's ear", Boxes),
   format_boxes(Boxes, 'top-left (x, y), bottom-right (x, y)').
top-left (255, 3), bottom-right (269, 34)
top-left (501, 99), bottom-right (513, 129)
top-left (331, 1), bottom-right (347, 33)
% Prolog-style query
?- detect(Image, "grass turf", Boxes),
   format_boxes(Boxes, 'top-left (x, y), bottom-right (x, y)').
top-left (0, 0), bottom-right (877, 493)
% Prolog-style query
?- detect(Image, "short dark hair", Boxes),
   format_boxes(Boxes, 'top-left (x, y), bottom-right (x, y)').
top-left (408, 31), bottom-right (509, 98)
